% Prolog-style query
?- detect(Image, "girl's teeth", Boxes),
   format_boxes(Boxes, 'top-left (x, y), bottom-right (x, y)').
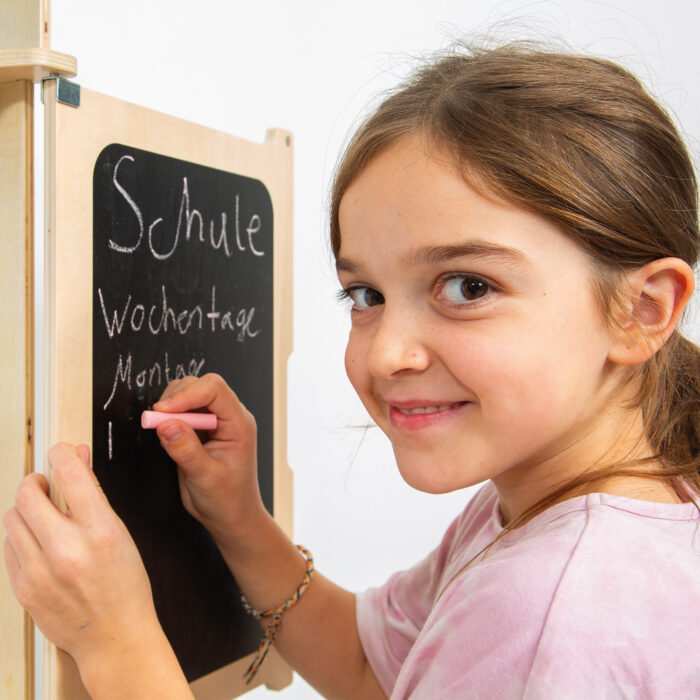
top-left (398, 404), bottom-right (452, 415)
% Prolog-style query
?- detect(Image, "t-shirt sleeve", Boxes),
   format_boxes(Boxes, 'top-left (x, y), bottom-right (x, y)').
top-left (355, 516), bottom-right (464, 696)
top-left (357, 496), bottom-right (587, 698)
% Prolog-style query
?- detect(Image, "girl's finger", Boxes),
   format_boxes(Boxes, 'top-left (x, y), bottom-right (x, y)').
top-left (3, 506), bottom-right (43, 563)
top-left (47, 443), bottom-right (112, 528)
top-left (153, 373), bottom-right (255, 443)
top-left (156, 419), bottom-right (220, 479)
top-left (71, 444), bottom-right (110, 501)
top-left (3, 536), bottom-right (22, 588)
top-left (158, 376), bottom-right (198, 403)
top-left (76, 444), bottom-right (91, 466)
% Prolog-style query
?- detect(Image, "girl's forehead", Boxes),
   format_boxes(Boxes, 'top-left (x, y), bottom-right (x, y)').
top-left (337, 137), bottom-right (570, 264)
top-left (339, 134), bottom-right (522, 235)
top-left (336, 134), bottom-right (607, 292)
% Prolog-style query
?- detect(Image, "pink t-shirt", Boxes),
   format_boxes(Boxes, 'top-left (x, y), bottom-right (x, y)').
top-left (356, 482), bottom-right (700, 698)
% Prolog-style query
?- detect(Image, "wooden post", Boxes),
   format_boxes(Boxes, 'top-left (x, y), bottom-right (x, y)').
top-left (0, 5), bottom-right (41, 699)
top-left (0, 3), bottom-right (76, 699)
top-left (0, 75), bottom-right (35, 700)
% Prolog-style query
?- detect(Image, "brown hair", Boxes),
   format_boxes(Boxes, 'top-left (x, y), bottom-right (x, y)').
top-left (330, 43), bottom-right (700, 520)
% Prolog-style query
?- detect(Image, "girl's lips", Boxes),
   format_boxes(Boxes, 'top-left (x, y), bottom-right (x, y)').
top-left (388, 401), bottom-right (470, 431)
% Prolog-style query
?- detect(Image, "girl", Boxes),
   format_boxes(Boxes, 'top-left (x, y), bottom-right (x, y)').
top-left (4, 43), bottom-right (700, 698)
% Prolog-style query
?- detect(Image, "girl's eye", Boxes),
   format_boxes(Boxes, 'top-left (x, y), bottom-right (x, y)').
top-left (438, 275), bottom-right (492, 304)
top-left (340, 286), bottom-right (384, 311)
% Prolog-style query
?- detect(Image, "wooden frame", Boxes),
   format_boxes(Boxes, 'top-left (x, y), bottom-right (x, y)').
top-left (1, 3), bottom-right (76, 698)
top-left (43, 83), bottom-right (294, 699)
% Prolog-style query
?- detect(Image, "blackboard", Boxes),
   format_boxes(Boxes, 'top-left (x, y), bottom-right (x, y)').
top-left (92, 143), bottom-right (274, 682)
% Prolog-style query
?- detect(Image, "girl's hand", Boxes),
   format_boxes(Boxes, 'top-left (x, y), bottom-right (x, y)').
top-left (3, 443), bottom-right (165, 680)
top-left (152, 373), bottom-right (265, 543)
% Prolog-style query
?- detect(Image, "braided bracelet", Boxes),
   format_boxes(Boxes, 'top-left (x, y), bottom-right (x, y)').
top-left (241, 545), bottom-right (314, 684)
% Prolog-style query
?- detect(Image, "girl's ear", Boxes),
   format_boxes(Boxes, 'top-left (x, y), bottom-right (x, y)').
top-left (608, 257), bottom-right (695, 366)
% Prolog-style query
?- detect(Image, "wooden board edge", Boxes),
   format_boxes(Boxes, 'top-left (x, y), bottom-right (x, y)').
top-left (266, 127), bottom-right (294, 542)
top-left (0, 79), bottom-right (35, 700)
top-left (0, 48), bottom-right (77, 84)
top-left (190, 647), bottom-right (291, 699)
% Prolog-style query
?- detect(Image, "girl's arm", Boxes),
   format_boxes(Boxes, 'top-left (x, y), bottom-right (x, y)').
top-left (215, 512), bottom-right (385, 699)
top-left (154, 374), bottom-right (386, 700)
top-left (3, 443), bottom-right (194, 700)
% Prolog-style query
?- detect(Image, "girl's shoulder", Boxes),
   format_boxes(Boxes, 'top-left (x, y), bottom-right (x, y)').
top-left (498, 490), bottom-right (700, 561)
top-left (396, 492), bottom-right (700, 698)
top-left (438, 484), bottom-right (700, 607)
top-left (448, 488), bottom-right (700, 613)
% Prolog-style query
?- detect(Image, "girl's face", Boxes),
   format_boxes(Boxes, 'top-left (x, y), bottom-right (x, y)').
top-left (337, 134), bottom-right (630, 513)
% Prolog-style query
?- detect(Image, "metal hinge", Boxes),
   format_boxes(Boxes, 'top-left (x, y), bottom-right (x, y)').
top-left (41, 75), bottom-right (81, 107)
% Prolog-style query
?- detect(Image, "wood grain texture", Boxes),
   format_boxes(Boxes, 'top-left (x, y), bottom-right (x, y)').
top-left (0, 0), bottom-right (50, 50)
top-left (0, 79), bottom-right (35, 700)
top-left (44, 85), bottom-right (294, 699)
top-left (0, 0), bottom-right (41, 49)
top-left (0, 48), bottom-right (76, 84)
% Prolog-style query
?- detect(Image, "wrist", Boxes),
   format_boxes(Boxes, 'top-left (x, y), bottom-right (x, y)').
top-left (77, 626), bottom-right (192, 700)
top-left (207, 499), bottom-right (274, 553)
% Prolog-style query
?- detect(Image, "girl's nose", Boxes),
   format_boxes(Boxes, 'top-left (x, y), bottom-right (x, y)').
top-left (365, 308), bottom-right (431, 378)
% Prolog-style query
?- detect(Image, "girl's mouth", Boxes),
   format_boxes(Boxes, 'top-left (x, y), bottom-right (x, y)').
top-left (395, 404), bottom-right (455, 415)
top-left (388, 401), bottom-right (470, 430)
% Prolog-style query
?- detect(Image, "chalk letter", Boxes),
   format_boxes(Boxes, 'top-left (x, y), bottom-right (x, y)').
top-left (98, 288), bottom-right (131, 338)
top-left (103, 353), bottom-right (133, 410)
top-left (177, 177), bottom-right (204, 243)
top-left (210, 212), bottom-right (232, 257)
top-left (130, 304), bottom-right (145, 332)
top-left (148, 363), bottom-right (162, 387)
top-left (247, 214), bottom-right (265, 256)
top-left (234, 194), bottom-right (246, 251)
top-left (207, 286), bottom-right (220, 331)
top-left (148, 217), bottom-right (179, 261)
top-left (109, 155), bottom-right (144, 254)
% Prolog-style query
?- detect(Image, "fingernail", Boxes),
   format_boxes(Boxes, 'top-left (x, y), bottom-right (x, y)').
top-left (161, 425), bottom-right (181, 442)
top-left (155, 398), bottom-right (170, 408)
top-left (81, 448), bottom-right (91, 466)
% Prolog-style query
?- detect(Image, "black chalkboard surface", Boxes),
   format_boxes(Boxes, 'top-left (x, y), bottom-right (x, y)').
top-left (92, 143), bottom-right (273, 682)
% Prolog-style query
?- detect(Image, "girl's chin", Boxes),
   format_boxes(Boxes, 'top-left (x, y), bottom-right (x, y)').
top-left (392, 452), bottom-right (484, 495)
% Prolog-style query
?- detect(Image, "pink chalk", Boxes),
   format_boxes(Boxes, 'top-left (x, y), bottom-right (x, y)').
top-left (141, 410), bottom-right (217, 431)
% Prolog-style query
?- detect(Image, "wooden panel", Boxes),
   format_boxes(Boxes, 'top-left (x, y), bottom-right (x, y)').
top-left (0, 79), bottom-right (35, 700)
top-left (44, 84), bottom-right (294, 699)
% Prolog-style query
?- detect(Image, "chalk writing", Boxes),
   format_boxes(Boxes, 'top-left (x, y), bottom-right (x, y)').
top-left (98, 285), bottom-right (260, 341)
top-left (93, 142), bottom-right (275, 682)
top-left (103, 351), bottom-right (206, 410)
top-left (108, 154), bottom-right (266, 261)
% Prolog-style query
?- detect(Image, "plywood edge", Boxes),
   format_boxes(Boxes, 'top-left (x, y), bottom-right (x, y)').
top-left (0, 48), bottom-right (76, 84)
top-left (190, 647), bottom-right (291, 699)
top-left (265, 127), bottom-right (295, 542)
top-left (0, 78), bottom-right (35, 700)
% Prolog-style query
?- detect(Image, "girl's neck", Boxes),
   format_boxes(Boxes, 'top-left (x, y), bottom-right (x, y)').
top-left (492, 404), bottom-right (682, 526)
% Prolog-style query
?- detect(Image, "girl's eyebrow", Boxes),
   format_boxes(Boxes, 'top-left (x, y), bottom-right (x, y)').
top-left (336, 239), bottom-right (531, 274)
top-left (403, 240), bottom-right (532, 268)
top-left (335, 256), bottom-right (360, 273)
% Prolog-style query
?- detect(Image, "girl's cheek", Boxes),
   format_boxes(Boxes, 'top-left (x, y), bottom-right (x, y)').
top-left (344, 341), bottom-right (365, 388)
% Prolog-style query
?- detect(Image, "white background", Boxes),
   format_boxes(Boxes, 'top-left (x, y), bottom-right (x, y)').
top-left (37, 1), bottom-right (700, 698)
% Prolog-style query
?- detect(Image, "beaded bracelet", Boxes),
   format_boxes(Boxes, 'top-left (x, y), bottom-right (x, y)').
top-left (241, 545), bottom-right (315, 684)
